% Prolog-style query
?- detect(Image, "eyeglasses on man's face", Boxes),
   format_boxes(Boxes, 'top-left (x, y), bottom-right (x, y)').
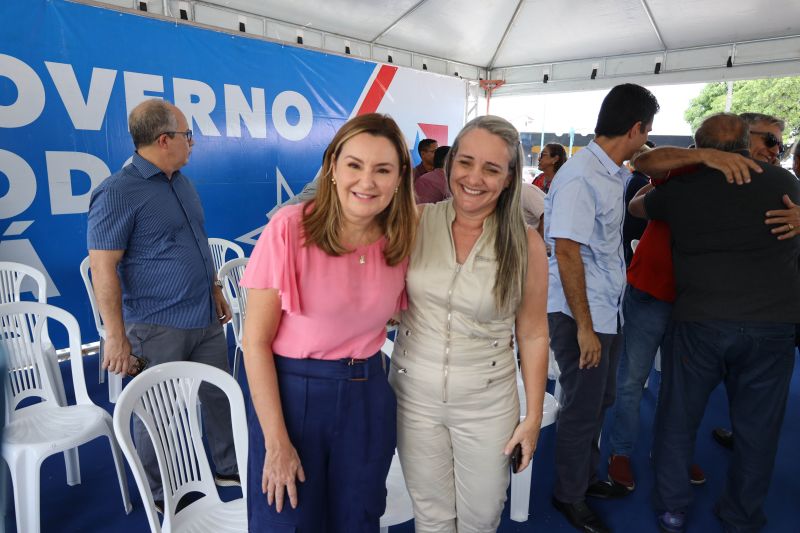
top-left (160, 129), bottom-right (193, 143)
top-left (751, 130), bottom-right (784, 155)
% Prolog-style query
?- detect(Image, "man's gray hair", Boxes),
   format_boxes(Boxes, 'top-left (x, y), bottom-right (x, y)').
top-left (694, 113), bottom-right (750, 152)
top-left (128, 99), bottom-right (178, 149)
top-left (739, 112), bottom-right (785, 133)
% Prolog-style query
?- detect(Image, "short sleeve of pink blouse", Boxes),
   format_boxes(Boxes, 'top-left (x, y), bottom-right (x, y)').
top-left (239, 203), bottom-right (303, 314)
top-left (240, 203), bottom-right (408, 360)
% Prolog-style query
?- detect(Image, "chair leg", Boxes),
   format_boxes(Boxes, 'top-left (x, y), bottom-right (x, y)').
top-left (64, 446), bottom-right (81, 486)
top-left (232, 346), bottom-right (242, 381)
top-left (105, 427), bottom-right (133, 513)
top-left (109, 372), bottom-right (123, 404)
top-left (379, 527), bottom-right (389, 533)
top-left (10, 452), bottom-right (42, 533)
top-left (99, 337), bottom-right (106, 384)
top-left (510, 464), bottom-right (532, 522)
top-left (44, 345), bottom-right (68, 407)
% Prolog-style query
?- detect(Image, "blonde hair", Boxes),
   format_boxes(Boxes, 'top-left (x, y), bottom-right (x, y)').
top-left (302, 114), bottom-right (417, 266)
top-left (446, 115), bottom-right (528, 313)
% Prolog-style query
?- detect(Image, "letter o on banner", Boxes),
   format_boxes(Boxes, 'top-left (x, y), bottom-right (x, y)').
top-left (0, 149), bottom-right (37, 218)
top-left (0, 54), bottom-right (46, 128)
top-left (272, 91), bottom-right (312, 142)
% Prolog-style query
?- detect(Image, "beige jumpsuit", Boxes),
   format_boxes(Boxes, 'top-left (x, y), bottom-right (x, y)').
top-left (389, 200), bottom-right (520, 533)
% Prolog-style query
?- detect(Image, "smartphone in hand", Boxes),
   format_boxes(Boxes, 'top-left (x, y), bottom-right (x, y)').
top-left (510, 443), bottom-right (523, 473)
top-left (127, 354), bottom-right (149, 377)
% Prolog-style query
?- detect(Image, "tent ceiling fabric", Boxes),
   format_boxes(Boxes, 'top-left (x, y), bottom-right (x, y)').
top-left (87, 0), bottom-right (800, 94)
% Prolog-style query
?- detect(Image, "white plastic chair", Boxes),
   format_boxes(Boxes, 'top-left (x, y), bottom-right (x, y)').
top-left (208, 238), bottom-right (245, 276)
top-left (209, 238), bottom-right (246, 347)
top-left (112, 361), bottom-right (248, 533)
top-left (80, 256), bottom-right (123, 402)
top-left (218, 257), bottom-right (249, 380)
top-left (0, 302), bottom-right (132, 533)
top-left (509, 368), bottom-right (561, 522)
top-left (0, 261), bottom-right (67, 407)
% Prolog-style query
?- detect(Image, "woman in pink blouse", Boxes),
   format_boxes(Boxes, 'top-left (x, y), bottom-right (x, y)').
top-left (240, 114), bottom-right (417, 532)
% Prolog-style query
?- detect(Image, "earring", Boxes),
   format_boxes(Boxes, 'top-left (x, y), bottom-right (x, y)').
top-left (331, 177), bottom-right (336, 185)
top-left (394, 186), bottom-right (399, 194)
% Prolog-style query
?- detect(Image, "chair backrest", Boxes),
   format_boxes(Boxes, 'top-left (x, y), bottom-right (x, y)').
top-left (79, 256), bottom-right (105, 335)
top-left (113, 361), bottom-right (248, 532)
top-left (0, 302), bottom-right (91, 418)
top-left (0, 261), bottom-right (51, 342)
top-left (208, 238), bottom-right (245, 276)
top-left (0, 261), bottom-right (47, 305)
top-left (218, 257), bottom-right (249, 343)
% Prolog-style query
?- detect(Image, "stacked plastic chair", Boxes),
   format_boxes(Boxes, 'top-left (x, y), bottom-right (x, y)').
top-left (1, 302), bottom-right (131, 532)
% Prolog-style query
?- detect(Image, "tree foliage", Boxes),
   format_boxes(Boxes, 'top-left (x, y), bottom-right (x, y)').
top-left (684, 77), bottom-right (800, 137)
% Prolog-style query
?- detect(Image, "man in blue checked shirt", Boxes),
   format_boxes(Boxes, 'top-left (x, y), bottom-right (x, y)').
top-left (87, 99), bottom-right (239, 509)
top-left (545, 84), bottom-right (659, 533)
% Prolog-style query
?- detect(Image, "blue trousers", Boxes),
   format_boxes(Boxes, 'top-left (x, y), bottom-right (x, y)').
top-left (653, 321), bottom-right (795, 532)
top-left (247, 353), bottom-right (397, 532)
top-left (609, 285), bottom-right (673, 456)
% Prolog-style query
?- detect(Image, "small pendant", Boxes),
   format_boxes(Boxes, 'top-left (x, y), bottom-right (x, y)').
top-left (359, 254), bottom-right (366, 265)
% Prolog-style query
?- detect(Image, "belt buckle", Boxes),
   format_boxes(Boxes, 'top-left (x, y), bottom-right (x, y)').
top-left (347, 358), bottom-right (368, 381)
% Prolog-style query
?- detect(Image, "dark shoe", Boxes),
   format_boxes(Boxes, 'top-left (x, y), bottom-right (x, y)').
top-left (608, 454), bottom-right (635, 491)
top-left (214, 471), bottom-right (241, 487)
top-left (689, 463), bottom-right (706, 485)
top-left (586, 480), bottom-right (629, 499)
top-left (552, 497), bottom-right (610, 533)
top-left (712, 427), bottom-right (734, 450)
top-left (712, 503), bottom-right (737, 533)
top-left (657, 510), bottom-right (686, 533)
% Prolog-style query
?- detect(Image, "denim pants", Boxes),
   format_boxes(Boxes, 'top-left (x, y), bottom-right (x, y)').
top-left (608, 285), bottom-right (672, 456)
top-left (653, 320), bottom-right (795, 532)
top-left (247, 353), bottom-right (397, 533)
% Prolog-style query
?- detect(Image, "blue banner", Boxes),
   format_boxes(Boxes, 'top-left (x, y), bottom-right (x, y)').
top-left (0, 0), bottom-right (389, 344)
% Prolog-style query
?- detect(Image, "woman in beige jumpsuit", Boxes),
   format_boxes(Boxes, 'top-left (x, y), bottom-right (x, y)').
top-left (390, 116), bottom-right (550, 532)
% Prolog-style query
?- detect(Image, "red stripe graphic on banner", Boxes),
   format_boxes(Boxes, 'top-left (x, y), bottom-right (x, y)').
top-left (357, 65), bottom-right (399, 115)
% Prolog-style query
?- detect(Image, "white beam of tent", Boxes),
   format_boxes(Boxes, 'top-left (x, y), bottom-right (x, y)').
top-left (81, 0), bottom-right (799, 96)
top-left (487, 0), bottom-right (525, 71)
top-left (639, 0), bottom-right (667, 51)
top-left (490, 34), bottom-right (800, 95)
top-left (370, 0), bottom-right (429, 44)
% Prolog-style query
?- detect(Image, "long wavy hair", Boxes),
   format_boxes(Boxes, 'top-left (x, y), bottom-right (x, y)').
top-left (446, 115), bottom-right (528, 313)
top-left (302, 114), bottom-right (417, 266)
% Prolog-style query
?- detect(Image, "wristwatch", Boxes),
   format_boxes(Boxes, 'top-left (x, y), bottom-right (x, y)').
top-left (213, 279), bottom-right (223, 289)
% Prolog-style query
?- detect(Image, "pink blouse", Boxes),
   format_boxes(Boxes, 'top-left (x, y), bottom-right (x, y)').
top-left (240, 203), bottom-right (408, 359)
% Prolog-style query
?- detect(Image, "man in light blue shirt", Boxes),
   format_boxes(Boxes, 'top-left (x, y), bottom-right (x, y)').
top-left (545, 84), bottom-right (659, 533)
